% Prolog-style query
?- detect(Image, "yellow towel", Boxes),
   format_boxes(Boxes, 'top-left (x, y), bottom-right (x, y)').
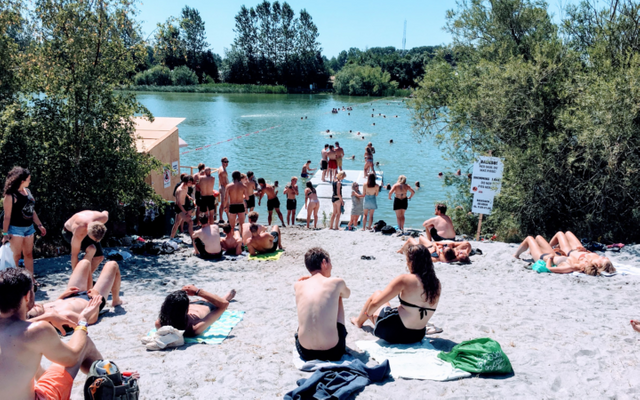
top-left (248, 249), bottom-right (284, 261)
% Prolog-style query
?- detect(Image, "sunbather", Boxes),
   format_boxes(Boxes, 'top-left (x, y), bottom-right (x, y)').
top-left (351, 244), bottom-right (440, 344)
top-left (549, 231), bottom-right (615, 273)
top-left (156, 285), bottom-right (236, 337)
top-left (514, 235), bottom-right (598, 275)
top-left (397, 237), bottom-right (471, 263)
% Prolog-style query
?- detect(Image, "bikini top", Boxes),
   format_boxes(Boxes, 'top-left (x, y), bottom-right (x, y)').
top-left (398, 295), bottom-right (436, 319)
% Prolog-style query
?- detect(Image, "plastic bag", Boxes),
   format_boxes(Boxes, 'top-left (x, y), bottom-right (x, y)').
top-left (0, 242), bottom-right (16, 270)
top-left (438, 338), bottom-right (513, 374)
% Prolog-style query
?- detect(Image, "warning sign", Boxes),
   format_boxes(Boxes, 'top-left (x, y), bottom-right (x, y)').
top-left (472, 192), bottom-right (495, 215)
top-left (163, 166), bottom-right (171, 188)
top-left (470, 156), bottom-right (503, 195)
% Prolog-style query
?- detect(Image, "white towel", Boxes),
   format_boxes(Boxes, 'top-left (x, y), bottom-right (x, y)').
top-left (356, 340), bottom-right (472, 381)
top-left (141, 326), bottom-right (185, 351)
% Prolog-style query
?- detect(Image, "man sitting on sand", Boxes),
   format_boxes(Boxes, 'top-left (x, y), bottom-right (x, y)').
top-left (192, 215), bottom-right (222, 260)
top-left (0, 268), bottom-right (120, 400)
top-left (246, 223), bottom-right (283, 255)
top-left (156, 285), bottom-right (236, 337)
top-left (422, 203), bottom-right (456, 241)
top-left (62, 210), bottom-right (108, 275)
top-left (220, 223), bottom-right (242, 256)
top-left (294, 248), bottom-right (351, 361)
top-left (26, 259), bottom-right (123, 330)
top-left (242, 211), bottom-right (265, 245)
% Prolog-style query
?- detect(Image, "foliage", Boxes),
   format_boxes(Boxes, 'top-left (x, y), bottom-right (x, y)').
top-left (222, 1), bottom-right (330, 87)
top-left (334, 64), bottom-right (399, 96)
top-left (126, 83), bottom-right (288, 94)
top-left (171, 65), bottom-right (199, 86)
top-left (411, 0), bottom-right (640, 242)
top-left (133, 65), bottom-right (172, 86)
top-left (0, 0), bottom-right (161, 241)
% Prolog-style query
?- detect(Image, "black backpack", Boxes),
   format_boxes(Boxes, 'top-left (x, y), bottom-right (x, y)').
top-left (381, 225), bottom-right (396, 235)
top-left (372, 220), bottom-right (386, 232)
top-left (84, 360), bottom-right (139, 400)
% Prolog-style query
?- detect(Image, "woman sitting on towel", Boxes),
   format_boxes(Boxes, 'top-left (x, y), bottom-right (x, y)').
top-left (549, 231), bottom-right (615, 274)
top-left (397, 237), bottom-right (471, 264)
top-left (351, 244), bottom-right (440, 344)
top-left (513, 236), bottom-right (600, 275)
top-left (156, 285), bottom-right (236, 337)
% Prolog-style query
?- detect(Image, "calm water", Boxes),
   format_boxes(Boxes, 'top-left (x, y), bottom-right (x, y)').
top-left (136, 92), bottom-right (450, 229)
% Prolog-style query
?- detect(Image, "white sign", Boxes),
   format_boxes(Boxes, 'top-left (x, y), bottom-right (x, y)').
top-left (472, 192), bottom-right (495, 215)
top-left (470, 156), bottom-right (504, 195)
top-left (171, 161), bottom-right (179, 175)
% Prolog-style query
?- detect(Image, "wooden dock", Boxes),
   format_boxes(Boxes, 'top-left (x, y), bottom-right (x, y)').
top-left (296, 170), bottom-right (383, 225)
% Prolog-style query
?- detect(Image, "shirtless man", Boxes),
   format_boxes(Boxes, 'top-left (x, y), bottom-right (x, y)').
top-left (257, 178), bottom-right (285, 226)
top-left (294, 247), bottom-right (351, 361)
top-left (321, 144), bottom-right (329, 182)
top-left (194, 163), bottom-right (205, 216)
top-left (246, 223), bottom-right (283, 255)
top-left (0, 268), bottom-right (106, 400)
top-left (389, 175), bottom-right (415, 231)
top-left (62, 210), bottom-right (108, 282)
top-left (220, 223), bottom-right (242, 256)
top-left (224, 171), bottom-right (251, 236)
top-left (199, 167), bottom-right (217, 223)
top-left (170, 175), bottom-right (195, 239)
top-left (423, 203), bottom-right (456, 241)
top-left (242, 211), bottom-right (265, 245)
top-left (327, 145), bottom-right (338, 182)
top-left (217, 157), bottom-right (230, 223)
top-left (301, 161), bottom-right (316, 179)
top-left (334, 142), bottom-right (345, 172)
top-left (283, 177), bottom-right (299, 226)
top-left (192, 214), bottom-right (222, 260)
top-left (398, 237), bottom-right (471, 263)
top-left (244, 171), bottom-right (258, 212)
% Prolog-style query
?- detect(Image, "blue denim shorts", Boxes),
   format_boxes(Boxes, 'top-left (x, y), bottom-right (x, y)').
top-left (8, 224), bottom-right (36, 237)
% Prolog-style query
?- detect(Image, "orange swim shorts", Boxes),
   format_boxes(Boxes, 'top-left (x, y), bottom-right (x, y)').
top-left (34, 364), bottom-right (73, 400)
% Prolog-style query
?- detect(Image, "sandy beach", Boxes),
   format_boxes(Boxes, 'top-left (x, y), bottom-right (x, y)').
top-left (32, 227), bottom-right (640, 399)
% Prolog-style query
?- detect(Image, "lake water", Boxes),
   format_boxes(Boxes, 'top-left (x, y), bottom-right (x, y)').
top-left (136, 92), bottom-right (450, 229)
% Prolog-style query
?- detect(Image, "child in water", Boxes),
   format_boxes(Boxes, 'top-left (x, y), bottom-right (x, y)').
top-left (347, 182), bottom-right (365, 231)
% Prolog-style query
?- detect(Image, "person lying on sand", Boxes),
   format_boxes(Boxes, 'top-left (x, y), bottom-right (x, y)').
top-left (220, 223), bottom-right (242, 256)
top-left (632, 320), bottom-right (640, 333)
top-left (549, 231), bottom-right (615, 273)
top-left (422, 203), bottom-right (456, 241)
top-left (246, 223), bottom-right (283, 255)
top-left (242, 211), bottom-right (265, 245)
top-left (295, 248), bottom-right (351, 361)
top-left (513, 235), bottom-right (599, 275)
top-left (398, 237), bottom-right (471, 263)
top-left (156, 285), bottom-right (236, 337)
top-left (26, 259), bottom-right (122, 331)
top-left (0, 268), bottom-right (139, 400)
top-left (192, 214), bottom-right (222, 260)
top-left (351, 244), bottom-right (441, 344)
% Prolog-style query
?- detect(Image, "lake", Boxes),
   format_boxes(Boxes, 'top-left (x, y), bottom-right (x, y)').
top-left (136, 92), bottom-right (450, 230)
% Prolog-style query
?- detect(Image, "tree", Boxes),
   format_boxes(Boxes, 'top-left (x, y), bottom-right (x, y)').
top-left (154, 18), bottom-right (185, 69)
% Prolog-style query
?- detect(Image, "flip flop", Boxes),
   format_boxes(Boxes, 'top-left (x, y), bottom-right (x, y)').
top-left (425, 324), bottom-right (443, 335)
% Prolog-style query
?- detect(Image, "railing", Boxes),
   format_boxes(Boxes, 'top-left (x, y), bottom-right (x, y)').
top-left (180, 165), bottom-right (197, 176)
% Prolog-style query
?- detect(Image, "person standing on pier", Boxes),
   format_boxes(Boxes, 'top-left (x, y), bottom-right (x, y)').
top-left (389, 175), bottom-right (415, 231)
top-left (217, 158), bottom-right (229, 223)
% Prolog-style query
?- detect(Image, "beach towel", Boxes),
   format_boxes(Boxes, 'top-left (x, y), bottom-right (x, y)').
top-left (356, 340), bottom-right (472, 381)
top-left (248, 249), bottom-right (284, 261)
top-left (146, 310), bottom-right (244, 346)
top-left (611, 263), bottom-right (640, 276)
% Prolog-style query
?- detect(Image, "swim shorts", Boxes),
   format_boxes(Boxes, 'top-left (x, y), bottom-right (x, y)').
top-left (199, 195), bottom-right (216, 212)
top-left (267, 197), bottom-right (280, 211)
top-left (337, 158), bottom-right (343, 168)
top-left (286, 199), bottom-right (297, 211)
top-left (393, 197), bottom-right (408, 211)
top-left (301, 173), bottom-right (309, 178)
top-left (321, 160), bottom-right (328, 170)
top-left (429, 228), bottom-right (455, 242)
top-left (246, 195), bottom-right (256, 209)
top-left (194, 238), bottom-right (223, 260)
top-left (295, 323), bottom-right (347, 361)
top-left (373, 306), bottom-right (426, 344)
top-left (328, 160), bottom-right (337, 169)
top-left (34, 363), bottom-right (74, 400)
top-left (229, 203), bottom-right (246, 214)
top-left (62, 228), bottom-right (104, 257)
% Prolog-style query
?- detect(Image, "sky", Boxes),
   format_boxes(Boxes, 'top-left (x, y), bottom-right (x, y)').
top-left (136, 0), bottom-right (573, 58)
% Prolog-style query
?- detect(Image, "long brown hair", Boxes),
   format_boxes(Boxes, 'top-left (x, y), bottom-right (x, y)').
top-left (406, 244), bottom-right (440, 303)
top-left (3, 167), bottom-right (30, 196)
top-left (366, 173), bottom-right (376, 188)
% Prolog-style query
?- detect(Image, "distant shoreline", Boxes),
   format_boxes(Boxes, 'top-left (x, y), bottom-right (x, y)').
top-left (122, 84), bottom-right (411, 97)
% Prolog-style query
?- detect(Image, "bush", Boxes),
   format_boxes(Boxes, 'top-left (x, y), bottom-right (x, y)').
top-left (133, 65), bottom-right (172, 86)
top-left (171, 65), bottom-right (198, 86)
top-left (125, 83), bottom-right (288, 94)
top-left (334, 64), bottom-right (399, 96)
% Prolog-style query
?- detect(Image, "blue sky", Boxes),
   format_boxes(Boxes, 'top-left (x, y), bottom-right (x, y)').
top-left (136, 0), bottom-right (572, 58)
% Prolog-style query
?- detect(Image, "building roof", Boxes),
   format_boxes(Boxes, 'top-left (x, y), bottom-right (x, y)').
top-left (133, 117), bottom-right (186, 153)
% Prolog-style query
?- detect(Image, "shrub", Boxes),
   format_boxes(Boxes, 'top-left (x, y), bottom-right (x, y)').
top-left (334, 64), bottom-right (399, 96)
top-left (133, 65), bottom-right (172, 86)
top-left (171, 65), bottom-right (198, 86)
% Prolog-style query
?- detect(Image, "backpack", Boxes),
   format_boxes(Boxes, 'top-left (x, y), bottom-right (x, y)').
top-left (372, 220), bottom-right (386, 232)
top-left (84, 360), bottom-right (139, 400)
top-left (437, 338), bottom-right (513, 374)
top-left (381, 225), bottom-right (396, 235)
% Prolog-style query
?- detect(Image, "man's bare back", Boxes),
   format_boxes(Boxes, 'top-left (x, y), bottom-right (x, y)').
top-left (199, 172), bottom-right (216, 196)
top-left (192, 224), bottom-right (222, 255)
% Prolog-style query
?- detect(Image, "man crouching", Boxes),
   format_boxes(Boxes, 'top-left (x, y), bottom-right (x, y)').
top-left (294, 247), bottom-right (351, 361)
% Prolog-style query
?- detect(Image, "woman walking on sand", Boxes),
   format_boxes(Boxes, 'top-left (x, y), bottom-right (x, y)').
top-left (304, 181), bottom-right (319, 229)
top-left (2, 167), bottom-right (47, 282)
top-left (329, 171), bottom-right (346, 230)
top-left (362, 173), bottom-right (379, 231)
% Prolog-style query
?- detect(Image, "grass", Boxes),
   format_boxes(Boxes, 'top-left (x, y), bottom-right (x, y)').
top-left (125, 83), bottom-right (288, 94)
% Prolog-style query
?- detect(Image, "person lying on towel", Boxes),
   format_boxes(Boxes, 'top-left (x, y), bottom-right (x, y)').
top-left (246, 223), bottom-right (284, 255)
top-left (513, 235), bottom-right (601, 275)
top-left (156, 285), bottom-right (236, 337)
top-left (398, 237), bottom-right (471, 264)
top-left (351, 244), bottom-right (441, 344)
top-left (549, 231), bottom-right (615, 273)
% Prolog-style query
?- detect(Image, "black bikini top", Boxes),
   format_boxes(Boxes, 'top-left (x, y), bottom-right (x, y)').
top-left (398, 295), bottom-right (436, 319)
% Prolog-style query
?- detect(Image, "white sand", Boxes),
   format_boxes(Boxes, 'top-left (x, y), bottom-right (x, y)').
top-left (32, 227), bottom-right (640, 399)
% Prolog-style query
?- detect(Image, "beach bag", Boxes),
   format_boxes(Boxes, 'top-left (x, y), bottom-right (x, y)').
top-left (0, 242), bottom-right (15, 270)
top-left (84, 360), bottom-right (139, 400)
top-left (372, 220), bottom-right (386, 232)
top-left (381, 225), bottom-right (396, 235)
top-left (437, 338), bottom-right (513, 374)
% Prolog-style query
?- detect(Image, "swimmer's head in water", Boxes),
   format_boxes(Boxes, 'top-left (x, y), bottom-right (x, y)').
top-left (415, 181), bottom-right (421, 187)
top-left (159, 290), bottom-right (189, 331)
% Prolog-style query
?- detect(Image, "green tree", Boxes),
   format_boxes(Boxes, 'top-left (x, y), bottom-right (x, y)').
top-left (334, 64), bottom-right (398, 96)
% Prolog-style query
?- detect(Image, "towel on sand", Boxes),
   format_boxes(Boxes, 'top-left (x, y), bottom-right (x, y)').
top-left (141, 326), bottom-right (185, 351)
top-left (248, 249), bottom-right (284, 261)
top-left (146, 310), bottom-right (244, 345)
top-left (356, 340), bottom-right (472, 381)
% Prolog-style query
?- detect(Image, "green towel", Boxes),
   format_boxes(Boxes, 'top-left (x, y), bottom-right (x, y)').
top-left (248, 249), bottom-right (284, 261)
top-left (147, 310), bottom-right (244, 345)
top-left (531, 259), bottom-right (552, 273)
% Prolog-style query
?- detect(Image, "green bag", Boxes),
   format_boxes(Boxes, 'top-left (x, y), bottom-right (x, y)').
top-left (83, 360), bottom-right (139, 400)
top-left (437, 338), bottom-right (513, 374)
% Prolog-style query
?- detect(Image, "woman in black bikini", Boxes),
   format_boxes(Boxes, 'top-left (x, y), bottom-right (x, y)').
top-left (329, 171), bottom-right (346, 230)
top-left (351, 244), bottom-right (441, 344)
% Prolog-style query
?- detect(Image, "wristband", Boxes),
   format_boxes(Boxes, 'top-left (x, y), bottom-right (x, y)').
top-left (74, 325), bottom-right (88, 334)
top-left (195, 289), bottom-right (201, 296)
top-left (2, 232), bottom-right (6, 236)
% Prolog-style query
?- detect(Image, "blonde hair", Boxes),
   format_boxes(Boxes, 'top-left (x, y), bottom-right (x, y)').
top-left (583, 263), bottom-right (600, 276)
top-left (336, 171), bottom-right (346, 180)
top-left (87, 222), bottom-right (107, 242)
top-left (351, 182), bottom-right (360, 192)
top-left (397, 175), bottom-right (407, 184)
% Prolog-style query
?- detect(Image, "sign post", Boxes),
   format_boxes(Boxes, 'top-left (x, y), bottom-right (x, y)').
top-left (470, 156), bottom-right (503, 240)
